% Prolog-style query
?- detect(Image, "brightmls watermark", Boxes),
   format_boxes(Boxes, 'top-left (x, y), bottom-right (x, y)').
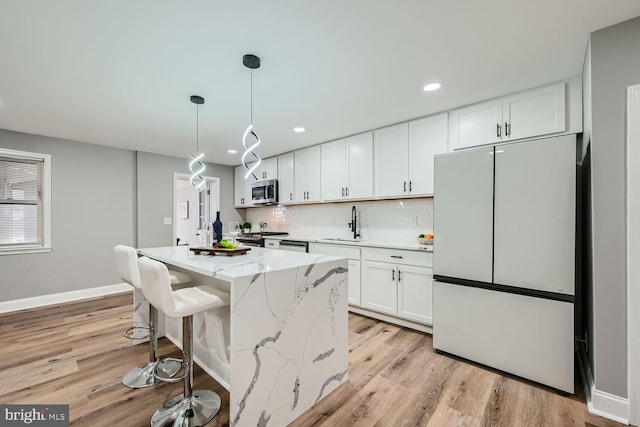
top-left (1, 405), bottom-right (68, 426)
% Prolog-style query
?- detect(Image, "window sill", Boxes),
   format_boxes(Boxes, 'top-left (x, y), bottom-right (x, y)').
top-left (0, 246), bottom-right (52, 256)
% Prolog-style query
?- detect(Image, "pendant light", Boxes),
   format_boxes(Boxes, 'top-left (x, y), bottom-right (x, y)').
top-left (241, 54), bottom-right (262, 180)
top-left (189, 95), bottom-right (206, 191)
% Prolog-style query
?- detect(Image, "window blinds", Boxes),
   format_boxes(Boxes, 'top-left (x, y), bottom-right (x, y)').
top-left (0, 157), bottom-right (43, 246)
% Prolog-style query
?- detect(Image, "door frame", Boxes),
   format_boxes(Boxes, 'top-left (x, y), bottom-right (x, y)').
top-left (172, 173), bottom-right (220, 246)
top-left (627, 84), bottom-right (640, 425)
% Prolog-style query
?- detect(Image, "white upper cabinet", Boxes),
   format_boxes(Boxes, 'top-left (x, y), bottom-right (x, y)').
top-left (255, 157), bottom-right (278, 181)
top-left (277, 152), bottom-right (294, 204)
top-left (502, 82), bottom-right (565, 141)
top-left (294, 145), bottom-right (321, 203)
top-left (374, 123), bottom-right (409, 198)
top-left (374, 114), bottom-right (447, 198)
top-left (320, 139), bottom-right (347, 201)
top-left (449, 80), bottom-right (579, 150)
top-left (449, 99), bottom-right (503, 150)
top-left (408, 113), bottom-right (448, 195)
top-left (321, 132), bottom-right (373, 201)
top-left (234, 165), bottom-right (254, 208)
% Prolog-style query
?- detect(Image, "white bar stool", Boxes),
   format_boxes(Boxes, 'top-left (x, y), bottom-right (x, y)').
top-left (114, 245), bottom-right (190, 389)
top-left (138, 256), bottom-right (230, 427)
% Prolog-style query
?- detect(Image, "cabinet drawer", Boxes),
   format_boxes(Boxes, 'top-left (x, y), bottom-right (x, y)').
top-left (362, 247), bottom-right (432, 267)
top-left (308, 243), bottom-right (360, 260)
top-left (264, 239), bottom-right (280, 249)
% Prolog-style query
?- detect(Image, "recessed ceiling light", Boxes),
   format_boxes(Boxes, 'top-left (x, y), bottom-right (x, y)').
top-left (423, 82), bottom-right (441, 92)
top-left (227, 149), bottom-right (238, 154)
top-left (293, 127), bottom-right (306, 133)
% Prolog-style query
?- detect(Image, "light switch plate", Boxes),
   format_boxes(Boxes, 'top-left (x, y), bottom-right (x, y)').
top-left (163, 217), bottom-right (172, 225)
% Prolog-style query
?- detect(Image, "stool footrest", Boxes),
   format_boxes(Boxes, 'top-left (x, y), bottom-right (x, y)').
top-left (153, 358), bottom-right (186, 383)
top-left (123, 325), bottom-right (150, 340)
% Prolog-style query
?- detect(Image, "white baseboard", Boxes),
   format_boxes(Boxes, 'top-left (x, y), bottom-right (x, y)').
top-left (0, 283), bottom-right (132, 314)
top-left (578, 345), bottom-right (630, 424)
top-left (349, 306), bottom-right (433, 334)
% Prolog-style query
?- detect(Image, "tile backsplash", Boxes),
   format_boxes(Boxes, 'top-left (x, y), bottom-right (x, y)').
top-left (245, 198), bottom-right (433, 244)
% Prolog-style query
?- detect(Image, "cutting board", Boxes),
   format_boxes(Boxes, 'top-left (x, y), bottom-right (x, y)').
top-left (190, 246), bottom-right (252, 256)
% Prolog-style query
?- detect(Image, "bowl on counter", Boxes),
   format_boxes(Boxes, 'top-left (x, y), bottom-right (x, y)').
top-left (417, 237), bottom-right (433, 245)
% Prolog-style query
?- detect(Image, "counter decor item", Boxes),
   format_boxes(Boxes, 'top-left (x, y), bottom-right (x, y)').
top-left (242, 222), bottom-right (252, 234)
top-left (213, 211), bottom-right (223, 243)
top-left (418, 233), bottom-right (433, 245)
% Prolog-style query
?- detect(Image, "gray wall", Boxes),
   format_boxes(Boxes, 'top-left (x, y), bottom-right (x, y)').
top-left (0, 129), bottom-right (136, 301)
top-left (0, 130), bottom-right (242, 302)
top-left (136, 152), bottom-right (242, 249)
top-left (590, 16), bottom-right (640, 398)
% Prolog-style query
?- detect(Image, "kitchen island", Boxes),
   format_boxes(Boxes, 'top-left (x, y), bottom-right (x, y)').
top-left (135, 246), bottom-right (348, 427)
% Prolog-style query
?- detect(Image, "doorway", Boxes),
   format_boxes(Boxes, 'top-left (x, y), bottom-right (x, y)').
top-left (173, 173), bottom-right (220, 247)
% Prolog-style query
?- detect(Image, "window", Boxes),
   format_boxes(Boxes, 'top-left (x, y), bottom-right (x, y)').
top-left (0, 148), bottom-right (51, 255)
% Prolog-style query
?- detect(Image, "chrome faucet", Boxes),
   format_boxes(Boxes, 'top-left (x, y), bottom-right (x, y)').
top-left (348, 205), bottom-right (360, 239)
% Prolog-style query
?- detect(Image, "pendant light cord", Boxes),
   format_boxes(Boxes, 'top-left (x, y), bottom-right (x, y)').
top-left (196, 103), bottom-right (200, 153)
top-left (250, 70), bottom-right (253, 124)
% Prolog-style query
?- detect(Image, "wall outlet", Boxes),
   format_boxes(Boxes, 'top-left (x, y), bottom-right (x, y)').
top-left (164, 217), bottom-right (172, 225)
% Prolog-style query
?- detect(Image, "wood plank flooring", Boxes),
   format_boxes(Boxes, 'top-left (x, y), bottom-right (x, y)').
top-left (0, 293), bottom-right (623, 427)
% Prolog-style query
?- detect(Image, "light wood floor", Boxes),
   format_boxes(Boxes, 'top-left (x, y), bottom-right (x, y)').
top-left (0, 292), bottom-right (623, 427)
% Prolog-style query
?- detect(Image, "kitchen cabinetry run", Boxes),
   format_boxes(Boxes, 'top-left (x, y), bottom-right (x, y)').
top-left (234, 165), bottom-right (254, 207)
top-left (321, 132), bottom-right (373, 201)
top-left (361, 247), bottom-right (433, 324)
top-left (308, 243), bottom-right (361, 306)
top-left (294, 145), bottom-right (321, 203)
top-left (374, 113), bottom-right (447, 198)
top-left (277, 152), bottom-right (295, 204)
top-left (449, 79), bottom-right (582, 150)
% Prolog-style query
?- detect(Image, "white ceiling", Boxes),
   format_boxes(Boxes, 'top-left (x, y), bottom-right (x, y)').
top-left (1, 1), bottom-right (639, 166)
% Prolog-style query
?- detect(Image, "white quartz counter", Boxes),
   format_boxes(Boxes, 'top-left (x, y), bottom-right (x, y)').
top-left (262, 235), bottom-right (434, 252)
top-left (138, 246), bottom-right (344, 281)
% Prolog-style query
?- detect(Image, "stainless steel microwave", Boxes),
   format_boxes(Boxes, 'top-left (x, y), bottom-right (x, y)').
top-left (251, 179), bottom-right (278, 205)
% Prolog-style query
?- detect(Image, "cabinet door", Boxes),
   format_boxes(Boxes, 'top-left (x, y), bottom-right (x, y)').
top-left (374, 123), bottom-right (409, 197)
top-left (449, 99), bottom-right (502, 150)
top-left (408, 113), bottom-right (448, 195)
top-left (294, 149), bottom-right (307, 202)
top-left (362, 261), bottom-right (397, 315)
top-left (234, 165), bottom-right (253, 207)
top-left (321, 139), bottom-right (347, 201)
top-left (397, 265), bottom-right (432, 324)
top-left (261, 157), bottom-right (279, 180)
top-left (503, 82), bottom-right (566, 141)
top-left (348, 259), bottom-right (361, 306)
top-left (305, 145), bottom-right (321, 202)
top-left (493, 135), bottom-right (575, 295)
top-left (346, 132), bottom-right (373, 199)
top-left (277, 153), bottom-right (295, 204)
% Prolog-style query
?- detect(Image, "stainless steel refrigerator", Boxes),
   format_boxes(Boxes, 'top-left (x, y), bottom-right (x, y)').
top-left (433, 134), bottom-right (575, 393)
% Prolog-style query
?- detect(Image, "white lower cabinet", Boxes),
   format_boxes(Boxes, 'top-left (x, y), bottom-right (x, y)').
top-left (361, 247), bottom-right (433, 325)
top-left (347, 259), bottom-right (361, 306)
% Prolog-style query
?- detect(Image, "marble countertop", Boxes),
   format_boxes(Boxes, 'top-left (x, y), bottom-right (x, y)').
top-left (138, 246), bottom-right (343, 281)
top-left (261, 235), bottom-right (434, 252)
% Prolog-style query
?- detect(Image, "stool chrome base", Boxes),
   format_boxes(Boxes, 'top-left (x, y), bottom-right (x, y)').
top-left (122, 358), bottom-right (182, 389)
top-left (150, 390), bottom-right (221, 427)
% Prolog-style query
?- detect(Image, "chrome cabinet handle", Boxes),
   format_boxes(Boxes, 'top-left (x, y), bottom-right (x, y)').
top-left (403, 181), bottom-right (407, 192)
top-left (342, 187), bottom-right (345, 197)
top-left (390, 255), bottom-right (403, 259)
top-left (289, 192), bottom-right (292, 201)
top-left (505, 122), bottom-right (510, 137)
top-left (346, 187), bottom-right (349, 197)
top-left (392, 269), bottom-right (395, 281)
top-left (398, 269), bottom-right (401, 281)
top-left (409, 181), bottom-right (412, 192)
top-left (497, 123), bottom-right (501, 138)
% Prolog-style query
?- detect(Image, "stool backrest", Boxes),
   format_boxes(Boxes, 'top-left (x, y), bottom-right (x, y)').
top-left (138, 256), bottom-right (175, 317)
top-left (114, 245), bottom-right (141, 288)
